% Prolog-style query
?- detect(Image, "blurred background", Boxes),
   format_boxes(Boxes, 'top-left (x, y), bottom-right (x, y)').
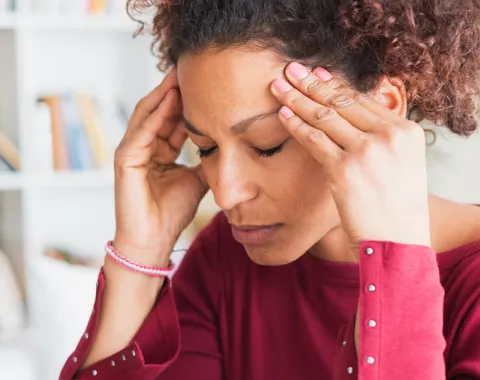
top-left (0, 1), bottom-right (219, 379)
top-left (0, 1), bottom-right (478, 379)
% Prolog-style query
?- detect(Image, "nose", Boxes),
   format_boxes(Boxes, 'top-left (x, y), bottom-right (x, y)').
top-left (212, 152), bottom-right (258, 211)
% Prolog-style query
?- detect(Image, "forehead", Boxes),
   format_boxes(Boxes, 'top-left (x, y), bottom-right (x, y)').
top-left (177, 47), bottom-right (287, 133)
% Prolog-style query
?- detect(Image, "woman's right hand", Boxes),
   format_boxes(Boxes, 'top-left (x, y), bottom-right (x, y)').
top-left (112, 68), bottom-right (208, 267)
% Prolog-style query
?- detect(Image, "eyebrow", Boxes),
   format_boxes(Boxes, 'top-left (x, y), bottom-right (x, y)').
top-left (182, 109), bottom-right (281, 136)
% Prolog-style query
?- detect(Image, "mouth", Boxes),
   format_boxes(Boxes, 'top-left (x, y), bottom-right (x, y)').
top-left (230, 223), bottom-right (282, 245)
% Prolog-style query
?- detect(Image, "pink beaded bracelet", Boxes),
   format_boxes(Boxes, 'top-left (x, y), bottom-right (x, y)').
top-left (105, 240), bottom-right (175, 277)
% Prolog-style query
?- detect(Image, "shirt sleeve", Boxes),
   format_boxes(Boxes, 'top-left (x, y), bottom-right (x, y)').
top-left (334, 241), bottom-right (447, 380)
top-left (59, 269), bottom-right (181, 380)
top-left (59, 215), bottom-right (224, 380)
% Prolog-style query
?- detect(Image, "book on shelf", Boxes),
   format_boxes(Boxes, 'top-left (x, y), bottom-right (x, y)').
top-left (44, 247), bottom-right (102, 268)
top-left (0, 131), bottom-right (21, 172)
top-left (36, 92), bottom-right (127, 172)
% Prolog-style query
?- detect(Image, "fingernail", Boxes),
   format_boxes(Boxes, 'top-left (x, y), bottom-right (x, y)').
top-left (273, 78), bottom-right (293, 93)
top-left (279, 106), bottom-right (295, 120)
top-left (288, 62), bottom-right (309, 80)
top-left (313, 67), bottom-right (333, 81)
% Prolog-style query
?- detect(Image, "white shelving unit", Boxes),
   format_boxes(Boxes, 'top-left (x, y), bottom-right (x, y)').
top-left (0, 2), bottom-right (171, 379)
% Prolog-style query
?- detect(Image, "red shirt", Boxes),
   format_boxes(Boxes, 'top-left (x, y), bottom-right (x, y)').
top-left (61, 212), bottom-right (480, 379)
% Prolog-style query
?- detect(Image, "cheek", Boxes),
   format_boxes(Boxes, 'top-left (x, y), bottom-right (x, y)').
top-left (274, 150), bottom-right (331, 212)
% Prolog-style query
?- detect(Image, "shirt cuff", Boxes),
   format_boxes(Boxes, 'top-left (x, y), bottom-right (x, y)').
top-left (334, 240), bottom-right (445, 380)
top-left (59, 268), bottom-right (180, 380)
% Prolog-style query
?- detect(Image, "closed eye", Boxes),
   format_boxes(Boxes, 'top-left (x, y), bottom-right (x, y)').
top-left (197, 140), bottom-right (289, 159)
top-left (252, 141), bottom-right (287, 157)
top-left (197, 146), bottom-right (217, 158)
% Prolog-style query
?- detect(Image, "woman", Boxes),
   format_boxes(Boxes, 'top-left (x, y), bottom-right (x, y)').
top-left (60, 0), bottom-right (480, 379)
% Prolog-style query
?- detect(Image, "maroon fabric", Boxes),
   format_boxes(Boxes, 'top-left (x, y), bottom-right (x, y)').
top-left (60, 212), bottom-right (480, 380)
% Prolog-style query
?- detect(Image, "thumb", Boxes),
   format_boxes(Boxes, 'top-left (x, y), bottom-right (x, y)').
top-left (193, 164), bottom-right (209, 191)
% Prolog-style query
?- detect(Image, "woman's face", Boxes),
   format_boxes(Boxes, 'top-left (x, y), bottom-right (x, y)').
top-left (177, 47), bottom-right (340, 265)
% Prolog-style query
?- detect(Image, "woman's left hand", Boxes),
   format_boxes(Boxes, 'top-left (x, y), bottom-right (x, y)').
top-left (270, 62), bottom-right (431, 259)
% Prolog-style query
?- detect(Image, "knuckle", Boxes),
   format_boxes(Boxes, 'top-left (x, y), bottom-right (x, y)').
top-left (326, 92), bottom-right (355, 109)
top-left (134, 98), bottom-right (147, 113)
top-left (358, 138), bottom-right (377, 156)
top-left (288, 116), bottom-right (305, 134)
top-left (114, 150), bottom-right (127, 169)
top-left (114, 144), bottom-right (123, 159)
top-left (377, 119), bottom-right (391, 131)
top-left (307, 129), bottom-right (325, 144)
top-left (354, 92), bottom-right (373, 103)
top-left (287, 93), bottom-right (303, 108)
top-left (384, 127), bottom-right (409, 148)
top-left (303, 77), bottom-right (323, 97)
top-left (313, 106), bottom-right (336, 122)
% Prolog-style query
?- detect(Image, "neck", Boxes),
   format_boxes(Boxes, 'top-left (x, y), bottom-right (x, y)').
top-left (309, 194), bottom-right (480, 263)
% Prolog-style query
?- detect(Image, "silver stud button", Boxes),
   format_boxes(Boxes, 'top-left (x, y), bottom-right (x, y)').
top-left (365, 247), bottom-right (374, 255)
top-left (83, 333), bottom-right (89, 339)
top-left (111, 360), bottom-right (115, 367)
top-left (92, 369), bottom-right (98, 376)
top-left (347, 367), bottom-right (353, 374)
top-left (342, 340), bottom-right (347, 346)
top-left (368, 320), bottom-right (377, 328)
top-left (367, 356), bottom-right (375, 364)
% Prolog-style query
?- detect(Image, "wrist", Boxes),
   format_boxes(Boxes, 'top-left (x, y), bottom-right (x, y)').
top-left (111, 235), bottom-right (176, 267)
top-left (103, 254), bottom-right (166, 294)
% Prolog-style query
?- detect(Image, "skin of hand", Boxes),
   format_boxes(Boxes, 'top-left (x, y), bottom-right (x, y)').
top-left (270, 61), bottom-right (432, 355)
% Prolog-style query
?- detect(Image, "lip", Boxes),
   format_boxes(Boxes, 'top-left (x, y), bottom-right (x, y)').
top-left (231, 224), bottom-right (282, 245)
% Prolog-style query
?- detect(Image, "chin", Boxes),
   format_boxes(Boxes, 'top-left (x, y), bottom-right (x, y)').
top-left (243, 244), bottom-right (305, 266)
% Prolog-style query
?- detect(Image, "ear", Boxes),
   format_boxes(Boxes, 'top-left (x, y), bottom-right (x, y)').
top-left (370, 76), bottom-right (408, 119)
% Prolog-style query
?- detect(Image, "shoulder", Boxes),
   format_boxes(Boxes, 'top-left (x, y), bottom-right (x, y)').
top-left (442, 244), bottom-right (480, 363)
top-left (441, 240), bottom-right (480, 321)
top-left (440, 236), bottom-right (480, 288)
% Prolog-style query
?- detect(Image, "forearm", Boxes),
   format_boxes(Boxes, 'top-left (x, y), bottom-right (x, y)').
top-left (82, 244), bottom-right (171, 369)
top-left (335, 241), bottom-right (446, 380)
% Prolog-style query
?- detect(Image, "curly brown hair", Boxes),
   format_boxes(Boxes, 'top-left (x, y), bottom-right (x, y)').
top-left (128, 0), bottom-right (480, 136)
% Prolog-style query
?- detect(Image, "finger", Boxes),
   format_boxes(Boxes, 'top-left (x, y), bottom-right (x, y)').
top-left (151, 122), bottom-right (188, 165)
top-left (278, 106), bottom-right (343, 171)
top-left (150, 138), bottom-right (179, 165)
top-left (124, 89), bottom-right (181, 151)
top-left (271, 78), bottom-right (363, 150)
top-left (155, 88), bottom-right (183, 141)
top-left (169, 122), bottom-right (188, 152)
top-left (192, 164), bottom-right (208, 190)
top-left (283, 62), bottom-right (394, 133)
top-left (129, 68), bottom-right (179, 131)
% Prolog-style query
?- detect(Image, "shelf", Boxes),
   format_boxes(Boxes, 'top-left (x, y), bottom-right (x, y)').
top-left (0, 13), bottom-right (136, 32)
top-left (30, 169), bottom-right (114, 188)
top-left (0, 170), bottom-right (115, 190)
top-left (0, 172), bottom-right (24, 190)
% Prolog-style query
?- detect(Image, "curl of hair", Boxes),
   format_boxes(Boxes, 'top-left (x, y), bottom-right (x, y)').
top-left (128, 0), bottom-right (480, 136)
